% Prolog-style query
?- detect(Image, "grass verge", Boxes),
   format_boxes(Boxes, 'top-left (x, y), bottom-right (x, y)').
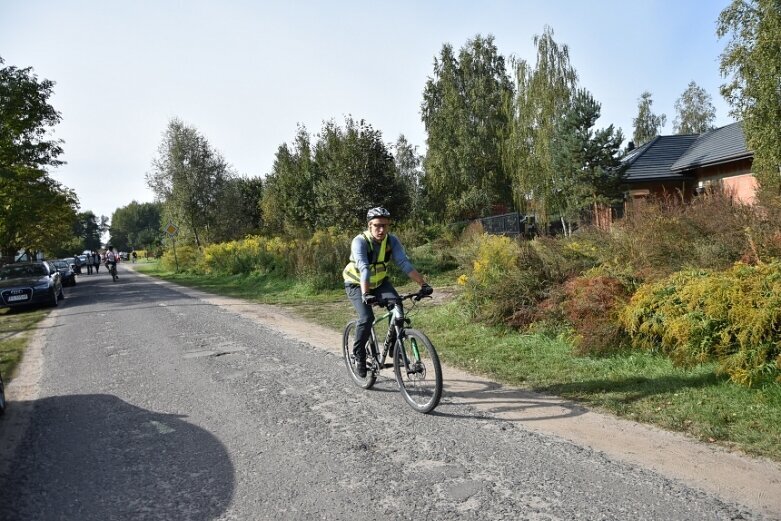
top-left (0, 307), bottom-right (49, 383)
top-left (136, 262), bottom-right (781, 461)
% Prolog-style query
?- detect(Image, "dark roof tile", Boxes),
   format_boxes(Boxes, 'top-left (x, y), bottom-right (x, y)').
top-left (670, 121), bottom-right (750, 172)
top-left (621, 135), bottom-right (699, 183)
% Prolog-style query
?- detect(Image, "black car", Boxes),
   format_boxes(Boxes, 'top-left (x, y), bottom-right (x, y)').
top-left (0, 261), bottom-right (63, 309)
top-left (52, 259), bottom-right (77, 287)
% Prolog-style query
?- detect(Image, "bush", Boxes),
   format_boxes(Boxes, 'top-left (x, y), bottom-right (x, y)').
top-left (562, 273), bottom-right (632, 356)
top-left (456, 232), bottom-right (548, 326)
top-left (202, 236), bottom-right (294, 276)
top-left (294, 228), bottom-right (351, 291)
top-left (160, 244), bottom-right (203, 272)
top-left (620, 261), bottom-right (781, 386)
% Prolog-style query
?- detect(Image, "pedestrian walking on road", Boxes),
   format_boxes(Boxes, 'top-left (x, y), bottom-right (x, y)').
top-left (93, 251), bottom-right (100, 273)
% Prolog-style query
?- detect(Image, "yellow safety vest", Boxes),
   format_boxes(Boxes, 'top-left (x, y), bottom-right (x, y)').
top-left (342, 232), bottom-right (391, 288)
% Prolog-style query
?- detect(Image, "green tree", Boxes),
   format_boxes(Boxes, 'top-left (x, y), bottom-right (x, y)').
top-left (0, 167), bottom-right (78, 260)
top-left (632, 91), bottom-right (667, 145)
top-left (225, 176), bottom-right (263, 237)
top-left (0, 57), bottom-right (77, 262)
top-left (109, 201), bottom-right (162, 251)
top-left (505, 26), bottom-right (578, 227)
top-left (72, 210), bottom-right (102, 252)
top-left (146, 118), bottom-right (235, 247)
top-left (673, 81), bottom-right (717, 134)
top-left (313, 117), bottom-right (409, 230)
top-left (0, 56), bottom-right (63, 174)
top-left (718, 0), bottom-right (781, 195)
top-left (260, 126), bottom-right (319, 235)
top-left (552, 89), bottom-right (624, 235)
top-left (394, 134), bottom-right (426, 224)
top-left (421, 34), bottom-right (514, 220)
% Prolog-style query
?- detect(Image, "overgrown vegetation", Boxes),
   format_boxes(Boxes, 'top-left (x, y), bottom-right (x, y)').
top-left (452, 190), bottom-right (781, 388)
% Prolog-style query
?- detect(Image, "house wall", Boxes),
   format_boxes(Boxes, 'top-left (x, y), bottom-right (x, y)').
top-left (626, 181), bottom-right (690, 202)
top-left (692, 158), bottom-right (756, 204)
top-left (626, 158), bottom-right (757, 206)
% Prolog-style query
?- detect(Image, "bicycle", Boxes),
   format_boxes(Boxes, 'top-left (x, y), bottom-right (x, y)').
top-left (342, 289), bottom-right (443, 413)
top-left (107, 262), bottom-right (118, 282)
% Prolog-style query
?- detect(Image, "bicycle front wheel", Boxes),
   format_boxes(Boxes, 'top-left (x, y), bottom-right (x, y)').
top-left (393, 328), bottom-right (442, 413)
top-left (342, 320), bottom-right (377, 389)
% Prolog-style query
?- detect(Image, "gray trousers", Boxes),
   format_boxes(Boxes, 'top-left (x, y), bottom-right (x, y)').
top-left (345, 279), bottom-right (400, 361)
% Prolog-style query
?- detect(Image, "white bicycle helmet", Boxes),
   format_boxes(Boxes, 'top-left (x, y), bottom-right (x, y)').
top-left (366, 207), bottom-right (391, 221)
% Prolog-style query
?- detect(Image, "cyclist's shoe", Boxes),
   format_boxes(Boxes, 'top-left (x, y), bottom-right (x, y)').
top-left (356, 360), bottom-right (367, 378)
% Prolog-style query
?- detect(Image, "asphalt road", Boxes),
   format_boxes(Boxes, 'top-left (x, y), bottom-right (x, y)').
top-left (0, 265), bottom-right (767, 520)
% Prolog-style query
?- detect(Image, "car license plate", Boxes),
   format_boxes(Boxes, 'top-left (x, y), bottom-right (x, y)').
top-left (8, 294), bottom-right (29, 302)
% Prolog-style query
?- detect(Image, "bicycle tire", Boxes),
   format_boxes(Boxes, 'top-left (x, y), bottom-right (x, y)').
top-left (393, 328), bottom-right (442, 413)
top-left (342, 320), bottom-right (377, 389)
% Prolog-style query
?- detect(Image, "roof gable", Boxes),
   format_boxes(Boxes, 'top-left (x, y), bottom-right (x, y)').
top-left (621, 121), bottom-right (750, 184)
top-left (670, 121), bottom-right (751, 172)
top-left (621, 135), bottom-right (699, 183)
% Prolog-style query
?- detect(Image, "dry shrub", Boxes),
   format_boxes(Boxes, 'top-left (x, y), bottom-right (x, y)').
top-left (563, 274), bottom-right (632, 356)
top-left (608, 190), bottom-right (760, 282)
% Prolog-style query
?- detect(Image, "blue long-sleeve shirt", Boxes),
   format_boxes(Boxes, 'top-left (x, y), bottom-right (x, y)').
top-left (350, 234), bottom-right (414, 285)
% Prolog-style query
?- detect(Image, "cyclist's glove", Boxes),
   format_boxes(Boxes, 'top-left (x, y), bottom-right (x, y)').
top-left (362, 293), bottom-right (376, 305)
top-left (420, 283), bottom-right (433, 297)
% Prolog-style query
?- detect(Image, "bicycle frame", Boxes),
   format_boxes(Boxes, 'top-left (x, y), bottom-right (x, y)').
top-left (367, 294), bottom-right (420, 375)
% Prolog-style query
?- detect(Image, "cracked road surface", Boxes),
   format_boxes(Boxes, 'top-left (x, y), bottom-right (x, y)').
top-left (0, 265), bottom-right (775, 520)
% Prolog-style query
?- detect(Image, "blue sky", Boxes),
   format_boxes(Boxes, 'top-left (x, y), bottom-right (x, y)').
top-left (1, 1), bottom-right (736, 221)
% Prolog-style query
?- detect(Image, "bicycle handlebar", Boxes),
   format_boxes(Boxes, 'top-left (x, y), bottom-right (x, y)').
top-left (371, 290), bottom-right (432, 308)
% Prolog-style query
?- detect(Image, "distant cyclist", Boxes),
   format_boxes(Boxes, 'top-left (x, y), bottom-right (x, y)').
top-left (342, 207), bottom-right (432, 377)
top-left (105, 246), bottom-right (118, 279)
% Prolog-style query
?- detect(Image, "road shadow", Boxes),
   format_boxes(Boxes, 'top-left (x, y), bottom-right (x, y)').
top-left (0, 394), bottom-right (234, 520)
top-left (536, 372), bottom-right (723, 404)
top-left (430, 378), bottom-right (588, 421)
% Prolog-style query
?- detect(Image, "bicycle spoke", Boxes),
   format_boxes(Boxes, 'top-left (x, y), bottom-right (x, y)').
top-left (394, 329), bottom-right (442, 413)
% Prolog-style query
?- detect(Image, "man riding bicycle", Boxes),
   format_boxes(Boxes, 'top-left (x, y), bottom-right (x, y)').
top-left (343, 207), bottom-right (432, 378)
top-left (105, 246), bottom-right (118, 279)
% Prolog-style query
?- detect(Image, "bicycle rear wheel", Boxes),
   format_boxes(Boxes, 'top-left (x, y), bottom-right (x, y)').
top-left (393, 328), bottom-right (442, 413)
top-left (342, 320), bottom-right (377, 389)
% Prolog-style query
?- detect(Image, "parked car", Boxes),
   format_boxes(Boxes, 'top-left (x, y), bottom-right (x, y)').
top-left (52, 259), bottom-right (77, 287)
top-left (65, 256), bottom-right (82, 274)
top-left (0, 261), bottom-right (63, 309)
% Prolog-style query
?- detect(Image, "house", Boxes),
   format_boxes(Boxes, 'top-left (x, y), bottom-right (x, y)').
top-left (621, 121), bottom-right (756, 205)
